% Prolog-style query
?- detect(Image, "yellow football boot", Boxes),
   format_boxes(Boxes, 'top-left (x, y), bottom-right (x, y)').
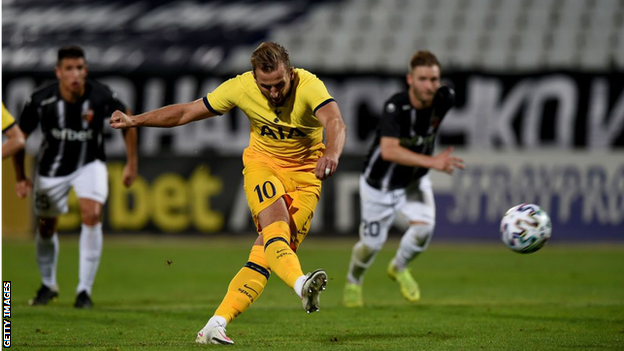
top-left (343, 282), bottom-right (363, 307)
top-left (387, 262), bottom-right (420, 302)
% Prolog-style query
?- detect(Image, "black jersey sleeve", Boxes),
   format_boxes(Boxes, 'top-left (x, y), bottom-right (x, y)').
top-left (101, 84), bottom-right (127, 116)
top-left (18, 97), bottom-right (40, 136)
top-left (432, 85), bottom-right (455, 116)
top-left (379, 99), bottom-right (402, 138)
top-left (109, 91), bottom-right (127, 113)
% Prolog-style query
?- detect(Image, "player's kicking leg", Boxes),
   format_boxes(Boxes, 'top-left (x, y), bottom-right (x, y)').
top-left (260, 198), bottom-right (327, 313)
top-left (299, 269), bottom-right (327, 313)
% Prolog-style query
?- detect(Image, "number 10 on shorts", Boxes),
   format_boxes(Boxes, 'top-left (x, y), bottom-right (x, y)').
top-left (254, 181), bottom-right (276, 203)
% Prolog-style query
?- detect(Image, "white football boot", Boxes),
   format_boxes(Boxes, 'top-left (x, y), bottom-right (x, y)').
top-left (301, 269), bottom-right (328, 313)
top-left (196, 325), bottom-right (234, 345)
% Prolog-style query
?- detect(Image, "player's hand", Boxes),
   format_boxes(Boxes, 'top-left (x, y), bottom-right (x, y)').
top-left (122, 163), bottom-right (138, 187)
top-left (110, 110), bottom-right (134, 129)
top-left (15, 178), bottom-right (33, 199)
top-left (315, 154), bottom-right (339, 180)
top-left (432, 147), bottom-right (465, 175)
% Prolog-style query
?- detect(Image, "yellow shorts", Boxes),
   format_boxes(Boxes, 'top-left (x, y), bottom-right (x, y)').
top-left (242, 148), bottom-right (321, 250)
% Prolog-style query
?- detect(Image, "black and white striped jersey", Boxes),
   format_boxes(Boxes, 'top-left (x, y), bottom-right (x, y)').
top-left (19, 80), bottom-right (126, 177)
top-left (362, 86), bottom-right (455, 191)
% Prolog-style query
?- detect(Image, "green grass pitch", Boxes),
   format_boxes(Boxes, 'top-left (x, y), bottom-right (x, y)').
top-left (2, 236), bottom-right (623, 350)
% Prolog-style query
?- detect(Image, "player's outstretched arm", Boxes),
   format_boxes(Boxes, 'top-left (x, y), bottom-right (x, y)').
top-left (315, 101), bottom-right (346, 180)
top-left (110, 98), bottom-right (216, 129)
top-left (380, 138), bottom-right (465, 175)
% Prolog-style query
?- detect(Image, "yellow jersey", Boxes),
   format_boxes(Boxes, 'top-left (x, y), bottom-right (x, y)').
top-left (2, 103), bottom-right (16, 132)
top-left (204, 68), bottom-right (334, 163)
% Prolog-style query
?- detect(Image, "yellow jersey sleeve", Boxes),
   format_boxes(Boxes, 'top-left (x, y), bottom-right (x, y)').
top-left (297, 70), bottom-right (335, 115)
top-left (204, 75), bottom-right (243, 115)
top-left (2, 103), bottom-right (16, 132)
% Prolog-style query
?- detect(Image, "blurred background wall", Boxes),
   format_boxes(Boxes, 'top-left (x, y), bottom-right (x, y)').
top-left (2, 0), bottom-right (623, 240)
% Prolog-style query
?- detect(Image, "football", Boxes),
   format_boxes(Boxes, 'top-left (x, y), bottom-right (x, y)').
top-left (500, 203), bottom-right (552, 253)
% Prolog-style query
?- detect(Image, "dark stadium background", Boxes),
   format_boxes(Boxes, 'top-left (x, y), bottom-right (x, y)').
top-left (2, 2), bottom-right (624, 350)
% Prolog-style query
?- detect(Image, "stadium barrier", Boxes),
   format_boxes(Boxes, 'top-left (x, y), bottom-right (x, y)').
top-left (41, 151), bottom-right (623, 241)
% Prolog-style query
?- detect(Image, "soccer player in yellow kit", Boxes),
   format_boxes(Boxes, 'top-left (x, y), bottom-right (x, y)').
top-left (110, 42), bottom-right (347, 344)
top-left (2, 103), bottom-right (25, 159)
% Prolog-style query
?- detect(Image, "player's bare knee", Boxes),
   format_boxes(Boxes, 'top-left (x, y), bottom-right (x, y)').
top-left (81, 211), bottom-right (102, 226)
top-left (78, 198), bottom-right (103, 226)
top-left (258, 198), bottom-right (290, 228)
top-left (254, 235), bottom-right (264, 246)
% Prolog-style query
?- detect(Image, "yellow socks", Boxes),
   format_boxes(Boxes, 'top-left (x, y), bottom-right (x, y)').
top-left (214, 245), bottom-right (270, 323)
top-left (212, 220), bottom-right (304, 324)
top-left (262, 221), bottom-right (304, 288)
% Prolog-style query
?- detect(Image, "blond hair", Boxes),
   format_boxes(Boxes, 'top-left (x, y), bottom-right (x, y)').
top-left (250, 42), bottom-right (291, 74)
top-left (409, 51), bottom-right (440, 71)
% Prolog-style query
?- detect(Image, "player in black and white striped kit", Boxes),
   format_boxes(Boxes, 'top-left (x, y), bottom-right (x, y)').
top-left (13, 46), bottom-right (138, 308)
top-left (344, 51), bottom-right (464, 307)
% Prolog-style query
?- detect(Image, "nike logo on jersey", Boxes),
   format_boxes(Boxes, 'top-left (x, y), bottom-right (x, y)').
top-left (260, 125), bottom-right (306, 139)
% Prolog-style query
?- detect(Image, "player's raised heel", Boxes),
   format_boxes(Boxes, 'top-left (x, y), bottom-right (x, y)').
top-left (301, 269), bottom-right (327, 313)
top-left (388, 262), bottom-right (420, 302)
top-left (343, 282), bottom-right (364, 307)
top-left (196, 326), bottom-right (234, 345)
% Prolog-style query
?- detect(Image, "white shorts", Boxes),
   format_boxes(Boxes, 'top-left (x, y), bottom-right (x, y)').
top-left (359, 175), bottom-right (435, 250)
top-left (33, 160), bottom-right (109, 218)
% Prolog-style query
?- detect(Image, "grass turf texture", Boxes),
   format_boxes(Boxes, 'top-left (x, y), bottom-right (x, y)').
top-left (3, 236), bottom-right (623, 350)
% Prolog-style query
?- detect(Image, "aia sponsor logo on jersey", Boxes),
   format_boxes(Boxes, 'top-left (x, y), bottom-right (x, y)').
top-left (259, 125), bottom-right (306, 139)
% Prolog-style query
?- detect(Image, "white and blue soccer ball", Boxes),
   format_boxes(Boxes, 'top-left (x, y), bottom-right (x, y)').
top-left (500, 203), bottom-right (552, 254)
